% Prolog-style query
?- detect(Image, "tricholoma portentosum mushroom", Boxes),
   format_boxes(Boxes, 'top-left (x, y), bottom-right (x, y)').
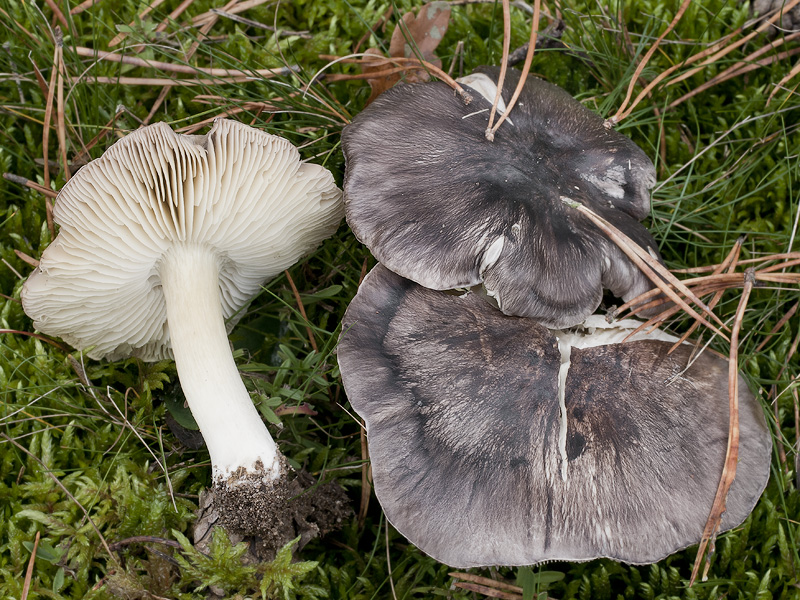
top-left (343, 67), bottom-right (662, 328)
top-left (338, 68), bottom-right (772, 568)
top-left (337, 265), bottom-right (772, 567)
top-left (22, 119), bottom-right (343, 532)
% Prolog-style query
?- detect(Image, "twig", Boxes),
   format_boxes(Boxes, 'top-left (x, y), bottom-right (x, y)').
top-left (20, 531), bottom-right (40, 600)
top-left (0, 433), bottom-right (118, 564)
top-left (690, 269), bottom-right (755, 585)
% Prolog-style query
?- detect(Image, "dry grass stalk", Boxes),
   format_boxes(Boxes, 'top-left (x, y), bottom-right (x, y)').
top-left (609, 0), bottom-right (800, 126)
top-left (690, 268), bottom-right (755, 585)
top-left (20, 531), bottom-right (40, 600)
top-left (667, 238), bottom-right (744, 352)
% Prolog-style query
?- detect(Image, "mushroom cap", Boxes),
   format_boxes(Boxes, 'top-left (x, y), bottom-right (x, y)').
top-left (342, 67), bottom-right (660, 328)
top-left (337, 264), bottom-right (772, 568)
top-left (22, 120), bottom-right (343, 361)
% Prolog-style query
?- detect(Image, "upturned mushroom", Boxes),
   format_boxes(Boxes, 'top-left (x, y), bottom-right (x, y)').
top-left (343, 67), bottom-right (661, 328)
top-left (22, 119), bottom-right (343, 528)
top-left (337, 265), bottom-right (772, 568)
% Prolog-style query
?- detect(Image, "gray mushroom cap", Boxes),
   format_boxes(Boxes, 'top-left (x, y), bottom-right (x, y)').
top-left (337, 264), bottom-right (772, 568)
top-left (343, 67), bottom-right (661, 328)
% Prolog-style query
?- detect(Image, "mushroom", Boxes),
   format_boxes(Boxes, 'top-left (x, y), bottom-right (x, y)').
top-left (22, 119), bottom-right (343, 528)
top-left (342, 67), bottom-right (661, 328)
top-left (337, 264), bottom-right (772, 567)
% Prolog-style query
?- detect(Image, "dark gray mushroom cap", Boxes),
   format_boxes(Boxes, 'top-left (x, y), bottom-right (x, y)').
top-left (343, 67), bottom-right (661, 328)
top-left (337, 264), bottom-right (772, 568)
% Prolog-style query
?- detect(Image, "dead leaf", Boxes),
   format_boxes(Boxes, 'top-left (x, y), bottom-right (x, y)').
top-left (362, 2), bottom-right (451, 103)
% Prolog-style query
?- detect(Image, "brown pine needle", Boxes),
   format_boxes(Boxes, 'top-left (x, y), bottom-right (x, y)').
top-left (609, 0), bottom-right (691, 125)
top-left (20, 531), bottom-right (40, 600)
top-left (562, 198), bottom-right (729, 340)
top-left (14, 250), bottom-right (39, 269)
top-left (43, 0), bottom-right (69, 29)
top-left (669, 47), bottom-right (800, 110)
top-left (488, 0), bottom-right (542, 139)
top-left (754, 301), bottom-right (799, 353)
top-left (667, 0), bottom-right (800, 91)
top-left (56, 40), bottom-right (69, 183)
top-left (690, 268), bottom-right (755, 585)
top-left (284, 270), bottom-right (319, 353)
top-left (451, 583), bottom-right (522, 600)
top-left (485, 0), bottom-right (512, 140)
top-left (668, 238), bottom-right (744, 352)
top-left (70, 0), bottom-right (103, 16)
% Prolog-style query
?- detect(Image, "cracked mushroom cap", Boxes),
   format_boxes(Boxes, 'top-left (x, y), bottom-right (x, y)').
top-left (337, 264), bottom-right (772, 568)
top-left (22, 119), bottom-right (343, 361)
top-left (343, 67), bottom-right (661, 328)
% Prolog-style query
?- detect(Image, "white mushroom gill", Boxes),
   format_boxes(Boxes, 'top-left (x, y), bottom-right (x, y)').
top-left (551, 316), bottom-right (680, 482)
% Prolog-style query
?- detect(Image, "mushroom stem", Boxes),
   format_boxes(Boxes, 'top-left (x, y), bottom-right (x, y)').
top-left (159, 243), bottom-right (281, 484)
